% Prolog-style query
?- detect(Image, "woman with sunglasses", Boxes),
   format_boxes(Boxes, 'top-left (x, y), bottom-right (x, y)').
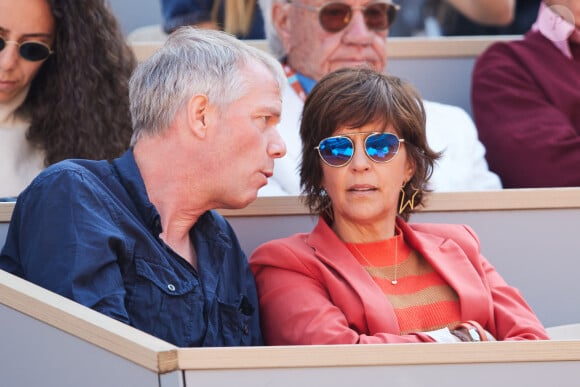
top-left (249, 67), bottom-right (548, 345)
top-left (0, 0), bottom-right (136, 199)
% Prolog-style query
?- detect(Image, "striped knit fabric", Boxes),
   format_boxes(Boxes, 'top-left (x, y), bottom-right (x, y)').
top-left (345, 231), bottom-right (461, 334)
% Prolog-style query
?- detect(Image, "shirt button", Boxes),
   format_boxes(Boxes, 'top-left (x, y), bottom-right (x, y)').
top-left (243, 325), bottom-right (249, 335)
top-left (167, 284), bottom-right (176, 292)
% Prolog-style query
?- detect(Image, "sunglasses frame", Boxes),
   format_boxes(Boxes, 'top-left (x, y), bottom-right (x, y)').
top-left (0, 37), bottom-right (53, 62)
top-left (315, 132), bottom-right (405, 168)
top-left (288, 1), bottom-right (400, 33)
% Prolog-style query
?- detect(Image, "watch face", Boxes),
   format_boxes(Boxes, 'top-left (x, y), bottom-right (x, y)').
top-left (468, 327), bottom-right (481, 342)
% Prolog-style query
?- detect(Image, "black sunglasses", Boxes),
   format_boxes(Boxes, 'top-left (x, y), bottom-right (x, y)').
top-left (289, 1), bottom-right (400, 33)
top-left (0, 37), bottom-right (53, 62)
top-left (315, 132), bottom-right (405, 167)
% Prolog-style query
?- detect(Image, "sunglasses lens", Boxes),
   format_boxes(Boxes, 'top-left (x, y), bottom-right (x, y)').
top-left (318, 2), bottom-right (398, 32)
top-left (364, 3), bottom-right (393, 30)
top-left (365, 133), bottom-right (400, 162)
top-left (318, 136), bottom-right (354, 166)
top-left (19, 42), bottom-right (51, 61)
top-left (319, 3), bottom-right (351, 32)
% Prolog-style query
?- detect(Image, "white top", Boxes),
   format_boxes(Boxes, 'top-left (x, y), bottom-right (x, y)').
top-left (259, 85), bottom-right (502, 196)
top-left (0, 89), bottom-right (45, 198)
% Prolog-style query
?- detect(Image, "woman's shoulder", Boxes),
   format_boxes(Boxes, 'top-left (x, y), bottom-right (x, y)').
top-left (407, 222), bottom-right (481, 255)
top-left (249, 232), bottom-right (317, 267)
top-left (408, 222), bottom-right (477, 239)
top-left (251, 231), bottom-right (312, 253)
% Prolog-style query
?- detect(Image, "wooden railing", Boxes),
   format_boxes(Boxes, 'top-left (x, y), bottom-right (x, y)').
top-left (1, 268), bottom-right (580, 386)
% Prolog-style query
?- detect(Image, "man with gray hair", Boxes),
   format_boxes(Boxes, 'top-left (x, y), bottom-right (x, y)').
top-left (0, 27), bottom-right (286, 347)
top-left (258, 0), bottom-right (502, 196)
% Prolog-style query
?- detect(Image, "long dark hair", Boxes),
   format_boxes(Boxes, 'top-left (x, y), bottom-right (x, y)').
top-left (19, 0), bottom-right (137, 165)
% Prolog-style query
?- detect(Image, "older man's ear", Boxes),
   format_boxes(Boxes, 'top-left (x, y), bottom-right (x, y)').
top-left (272, 1), bottom-right (293, 52)
top-left (186, 94), bottom-right (211, 139)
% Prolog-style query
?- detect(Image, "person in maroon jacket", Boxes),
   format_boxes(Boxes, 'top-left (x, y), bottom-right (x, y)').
top-left (471, 0), bottom-right (580, 188)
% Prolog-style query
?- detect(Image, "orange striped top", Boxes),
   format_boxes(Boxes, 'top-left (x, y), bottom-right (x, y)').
top-left (345, 231), bottom-right (461, 334)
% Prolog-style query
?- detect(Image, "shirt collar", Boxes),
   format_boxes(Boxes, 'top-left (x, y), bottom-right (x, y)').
top-left (295, 72), bottom-right (317, 95)
top-left (113, 149), bottom-right (162, 234)
top-left (532, 2), bottom-right (580, 59)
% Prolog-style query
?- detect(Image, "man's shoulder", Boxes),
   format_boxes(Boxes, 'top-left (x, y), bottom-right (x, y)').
top-left (422, 99), bottom-right (469, 117)
top-left (477, 32), bottom-right (546, 65)
top-left (16, 158), bottom-right (115, 209)
top-left (422, 99), bottom-right (475, 137)
top-left (28, 158), bottom-right (111, 189)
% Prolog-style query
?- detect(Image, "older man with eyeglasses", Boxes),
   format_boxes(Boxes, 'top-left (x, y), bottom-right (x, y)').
top-left (257, 0), bottom-right (502, 196)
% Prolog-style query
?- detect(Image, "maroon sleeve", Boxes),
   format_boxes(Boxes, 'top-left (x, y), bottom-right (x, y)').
top-left (471, 37), bottom-right (580, 188)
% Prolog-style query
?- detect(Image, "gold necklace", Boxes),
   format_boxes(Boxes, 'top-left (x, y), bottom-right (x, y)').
top-left (351, 236), bottom-right (399, 285)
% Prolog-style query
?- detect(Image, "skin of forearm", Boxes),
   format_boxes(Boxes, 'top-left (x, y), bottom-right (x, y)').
top-left (446, 0), bottom-right (515, 25)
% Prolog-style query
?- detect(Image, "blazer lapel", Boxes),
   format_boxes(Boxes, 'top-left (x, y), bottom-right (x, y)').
top-left (400, 220), bottom-right (491, 325)
top-left (306, 218), bottom-right (402, 333)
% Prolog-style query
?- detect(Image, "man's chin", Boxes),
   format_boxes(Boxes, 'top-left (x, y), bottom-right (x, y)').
top-left (227, 191), bottom-right (259, 210)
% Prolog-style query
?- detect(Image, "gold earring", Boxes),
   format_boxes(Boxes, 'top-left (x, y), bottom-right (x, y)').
top-left (399, 183), bottom-right (419, 214)
top-left (320, 188), bottom-right (334, 222)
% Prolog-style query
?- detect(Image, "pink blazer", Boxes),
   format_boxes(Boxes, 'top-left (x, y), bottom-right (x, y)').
top-left (249, 217), bottom-right (549, 345)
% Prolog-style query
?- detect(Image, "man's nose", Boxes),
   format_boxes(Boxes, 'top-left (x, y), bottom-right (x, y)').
top-left (269, 129), bottom-right (287, 159)
top-left (342, 10), bottom-right (374, 43)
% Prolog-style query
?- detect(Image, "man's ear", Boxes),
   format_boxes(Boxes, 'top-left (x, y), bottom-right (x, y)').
top-left (186, 94), bottom-right (210, 139)
top-left (272, 2), bottom-right (293, 53)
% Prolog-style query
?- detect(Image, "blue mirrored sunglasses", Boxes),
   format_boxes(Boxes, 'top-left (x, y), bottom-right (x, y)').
top-left (315, 132), bottom-right (405, 167)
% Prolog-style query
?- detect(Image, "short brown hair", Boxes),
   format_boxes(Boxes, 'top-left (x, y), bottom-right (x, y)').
top-left (299, 67), bottom-right (441, 222)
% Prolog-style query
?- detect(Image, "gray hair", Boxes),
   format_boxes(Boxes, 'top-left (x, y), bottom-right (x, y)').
top-left (129, 27), bottom-right (285, 145)
top-left (258, 0), bottom-right (288, 59)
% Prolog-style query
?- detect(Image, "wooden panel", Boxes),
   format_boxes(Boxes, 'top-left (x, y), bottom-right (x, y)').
top-left (129, 36), bottom-right (520, 62)
top-left (0, 201), bottom-right (13, 222)
top-left (177, 340), bottom-right (580, 369)
top-left (217, 188), bottom-right (580, 216)
top-left (178, 341), bottom-right (580, 387)
top-left (1, 304), bottom-right (163, 387)
top-left (0, 270), bottom-right (178, 373)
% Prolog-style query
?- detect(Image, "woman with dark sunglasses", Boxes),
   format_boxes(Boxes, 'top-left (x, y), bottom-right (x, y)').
top-left (249, 67), bottom-right (548, 345)
top-left (0, 0), bottom-right (136, 199)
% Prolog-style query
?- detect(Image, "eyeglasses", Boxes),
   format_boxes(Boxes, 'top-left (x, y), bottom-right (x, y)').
top-left (289, 1), bottom-right (400, 33)
top-left (0, 37), bottom-right (53, 62)
top-left (315, 132), bottom-right (405, 167)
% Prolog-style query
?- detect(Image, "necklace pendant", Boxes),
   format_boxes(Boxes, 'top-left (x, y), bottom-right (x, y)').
top-left (391, 280), bottom-right (398, 285)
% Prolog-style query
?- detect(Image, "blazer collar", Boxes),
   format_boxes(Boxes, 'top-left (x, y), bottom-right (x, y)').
top-left (306, 217), bottom-right (400, 332)
top-left (307, 217), bottom-right (490, 326)
top-left (397, 220), bottom-right (490, 323)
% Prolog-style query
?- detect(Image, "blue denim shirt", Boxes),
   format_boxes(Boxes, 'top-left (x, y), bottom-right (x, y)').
top-left (160, 0), bottom-right (265, 38)
top-left (0, 150), bottom-right (262, 347)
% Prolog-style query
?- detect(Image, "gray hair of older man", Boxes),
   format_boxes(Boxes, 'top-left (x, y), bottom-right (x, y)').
top-left (128, 27), bottom-right (286, 145)
top-left (259, 0), bottom-right (287, 59)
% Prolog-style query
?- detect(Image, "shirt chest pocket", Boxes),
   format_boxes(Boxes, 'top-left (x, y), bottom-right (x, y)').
top-left (215, 296), bottom-right (255, 346)
top-left (126, 258), bottom-right (206, 347)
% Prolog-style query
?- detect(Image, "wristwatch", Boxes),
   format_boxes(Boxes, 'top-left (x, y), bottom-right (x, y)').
top-left (457, 320), bottom-right (488, 342)
top-left (466, 326), bottom-right (482, 342)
